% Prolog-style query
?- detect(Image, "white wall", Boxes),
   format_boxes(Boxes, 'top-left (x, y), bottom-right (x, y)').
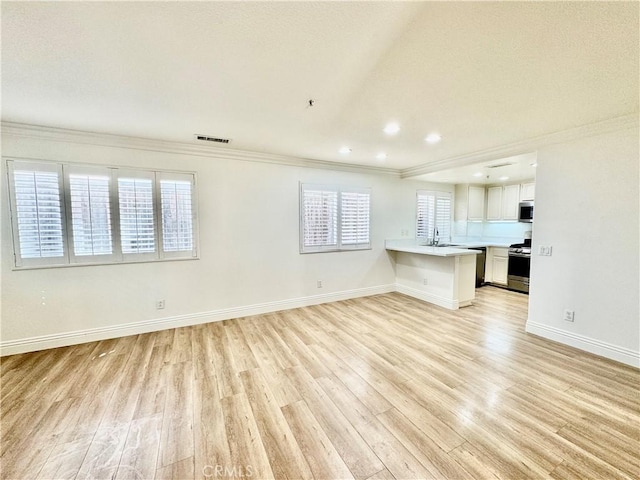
top-left (0, 130), bottom-right (453, 354)
top-left (527, 126), bottom-right (639, 367)
top-left (3, 124), bottom-right (638, 367)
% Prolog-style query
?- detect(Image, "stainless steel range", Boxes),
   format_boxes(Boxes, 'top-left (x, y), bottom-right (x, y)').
top-left (507, 240), bottom-right (531, 294)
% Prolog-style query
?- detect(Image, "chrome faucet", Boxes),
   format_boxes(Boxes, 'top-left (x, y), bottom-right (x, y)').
top-left (427, 228), bottom-right (439, 246)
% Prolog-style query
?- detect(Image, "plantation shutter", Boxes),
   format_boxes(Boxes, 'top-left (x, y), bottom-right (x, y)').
top-left (340, 189), bottom-right (371, 248)
top-left (67, 167), bottom-right (115, 261)
top-left (300, 185), bottom-right (339, 252)
top-left (7, 160), bottom-right (199, 268)
top-left (416, 193), bottom-right (436, 239)
top-left (8, 160), bottom-right (67, 266)
top-left (159, 172), bottom-right (196, 258)
top-left (118, 172), bottom-right (157, 258)
top-left (300, 184), bottom-right (371, 253)
top-left (435, 194), bottom-right (452, 241)
top-left (416, 191), bottom-right (451, 242)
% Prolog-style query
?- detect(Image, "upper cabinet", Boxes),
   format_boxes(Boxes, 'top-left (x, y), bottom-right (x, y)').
top-left (454, 184), bottom-right (485, 222)
top-left (467, 186), bottom-right (485, 221)
top-left (502, 184), bottom-right (520, 220)
top-left (487, 184), bottom-right (521, 221)
top-left (486, 186), bottom-right (502, 220)
top-left (520, 182), bottom-right (535, 201)
top-left (455, 181), bottom-right (534, 223)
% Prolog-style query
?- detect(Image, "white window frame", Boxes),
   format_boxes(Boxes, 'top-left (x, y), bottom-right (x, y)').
top-left (299, 183), bottom-right (371, 254)
top-left (416, 190), bottom-right (452, 243)
top-left (5, 158), bottom-right (199, 269)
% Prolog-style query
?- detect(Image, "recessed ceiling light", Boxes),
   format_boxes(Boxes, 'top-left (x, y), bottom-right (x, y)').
top-left (425, 133), bottom-right (441, 144)
top-left (499, 176), bottom-right (509, 181)
top-left (383, 122), bottom-right (400, 135)
top-left (530, 162), bottom-right (538, 167)
top-left (339, 146), bottom-right (351, 155)
top-left (376, 152), bottom-right (387, 161)
top-left (473, 172), bottom-right (483, 177)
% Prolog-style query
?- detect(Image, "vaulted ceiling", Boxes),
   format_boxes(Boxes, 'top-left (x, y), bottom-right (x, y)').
top-left (2, 2), bottom-right (638, 175)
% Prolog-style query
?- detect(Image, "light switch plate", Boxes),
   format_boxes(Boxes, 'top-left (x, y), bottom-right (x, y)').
top-left (538, 245), bottom-right (553, 256)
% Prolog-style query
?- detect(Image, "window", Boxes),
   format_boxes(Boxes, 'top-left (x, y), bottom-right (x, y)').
top-left (118, 175), bottom-right (156, 255)
top-left (301, 186), bottom-right (338, 251)
top-left (416, 190), bottom-right (452, 242)
top-left (300, 183), bottom-right (371, 253)
top-left (159, 174), bottom-right (195, 256)
top-left (340, 190), bottom-right (370, 247)
top-left (8, 161), bottom-right (66, 267)
top-left (6, 159), bottom-right (197, 268)
top-left (67, 166), bottom-right (116, 262)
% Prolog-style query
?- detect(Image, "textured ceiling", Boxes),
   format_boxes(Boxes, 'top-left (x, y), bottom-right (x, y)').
top-left (2, 2), bottom-right (638, 173)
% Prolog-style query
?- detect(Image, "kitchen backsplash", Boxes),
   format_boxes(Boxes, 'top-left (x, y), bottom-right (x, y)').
top-left (454, 220), bottom-right (532, 240)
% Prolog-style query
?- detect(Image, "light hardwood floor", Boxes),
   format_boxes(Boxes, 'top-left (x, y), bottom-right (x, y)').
top-left (1, 287), bottom-right (639, 479)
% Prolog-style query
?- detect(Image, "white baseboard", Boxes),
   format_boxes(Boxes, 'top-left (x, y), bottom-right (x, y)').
top-left (0, 284), bottom-right (395, 356)
top-left (5, 286), bottom-right (637, 369)
top-left (394, 284), bottom-right (459, 310)
top-left (526, 321), bottom-right (640, 368)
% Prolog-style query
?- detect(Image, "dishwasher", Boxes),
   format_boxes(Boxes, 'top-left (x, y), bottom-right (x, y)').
top-left (469, 247), bottom-right (486, 287)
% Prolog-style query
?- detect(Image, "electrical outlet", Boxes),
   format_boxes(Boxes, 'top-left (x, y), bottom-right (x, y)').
top-left (156, 300), bottom-right (165, 310)
top-left (423, 277), bottom-right (428, 285)
top-left (563, 309), bottom-right (575, 322)
top-left (317, 280), bottom-right (323, 288)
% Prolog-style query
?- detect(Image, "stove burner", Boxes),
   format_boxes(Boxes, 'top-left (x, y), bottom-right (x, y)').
top-left (509, 242), bottom-right (531, 256)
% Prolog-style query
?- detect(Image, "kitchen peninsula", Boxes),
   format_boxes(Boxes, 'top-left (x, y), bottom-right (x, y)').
top-left (385, 240), bottom-right (480, 310)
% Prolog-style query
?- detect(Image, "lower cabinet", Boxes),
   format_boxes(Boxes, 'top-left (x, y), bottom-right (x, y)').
top-left (486, 247), bottom-right (509, 285)
top-left (492, 256), bottom-right (508, 285)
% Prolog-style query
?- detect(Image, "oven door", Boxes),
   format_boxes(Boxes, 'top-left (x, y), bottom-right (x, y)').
top-left (508, 253), bottom-right (531, 293)
top-left (507, 253), bottom-right (530, 278)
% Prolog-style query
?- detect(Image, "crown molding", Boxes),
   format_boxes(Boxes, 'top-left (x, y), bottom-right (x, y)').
top-left (3, 113), bottom-right (637, 181)
top-left (400, 113), bottom-right (640, 179)
top-left (0, 122), bottom-right (400, 177)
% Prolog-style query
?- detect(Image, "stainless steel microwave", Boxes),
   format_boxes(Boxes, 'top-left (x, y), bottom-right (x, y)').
top-left (518, 201), bottom-right (534, 223)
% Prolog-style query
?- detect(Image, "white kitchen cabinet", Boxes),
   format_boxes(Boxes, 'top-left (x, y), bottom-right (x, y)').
top-left (492, 256), bottom-right (508, 285)
top-left (467, 186), bottom-right (485, 221)
top-left (486, 187), bottom-right (502, 220)
top-left (487, 184), bottom-right (520, 221)
top-left (454, 184), bottom-right (485, 223)
top-left (520, 182), bottom-right (535, 201)
top-left (502, 184), bottom-right (520, 220)
top-left (486, 247), bottom-right (509, 285)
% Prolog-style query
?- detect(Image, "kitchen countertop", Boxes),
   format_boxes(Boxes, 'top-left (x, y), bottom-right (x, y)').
top-left (385, 240), bottom-right (481, 257)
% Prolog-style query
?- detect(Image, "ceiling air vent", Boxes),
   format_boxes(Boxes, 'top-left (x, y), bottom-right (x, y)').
top-left (487, 162), bottom-right (513, 169)
top-left (194, 134), bottom-right (231, 144)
